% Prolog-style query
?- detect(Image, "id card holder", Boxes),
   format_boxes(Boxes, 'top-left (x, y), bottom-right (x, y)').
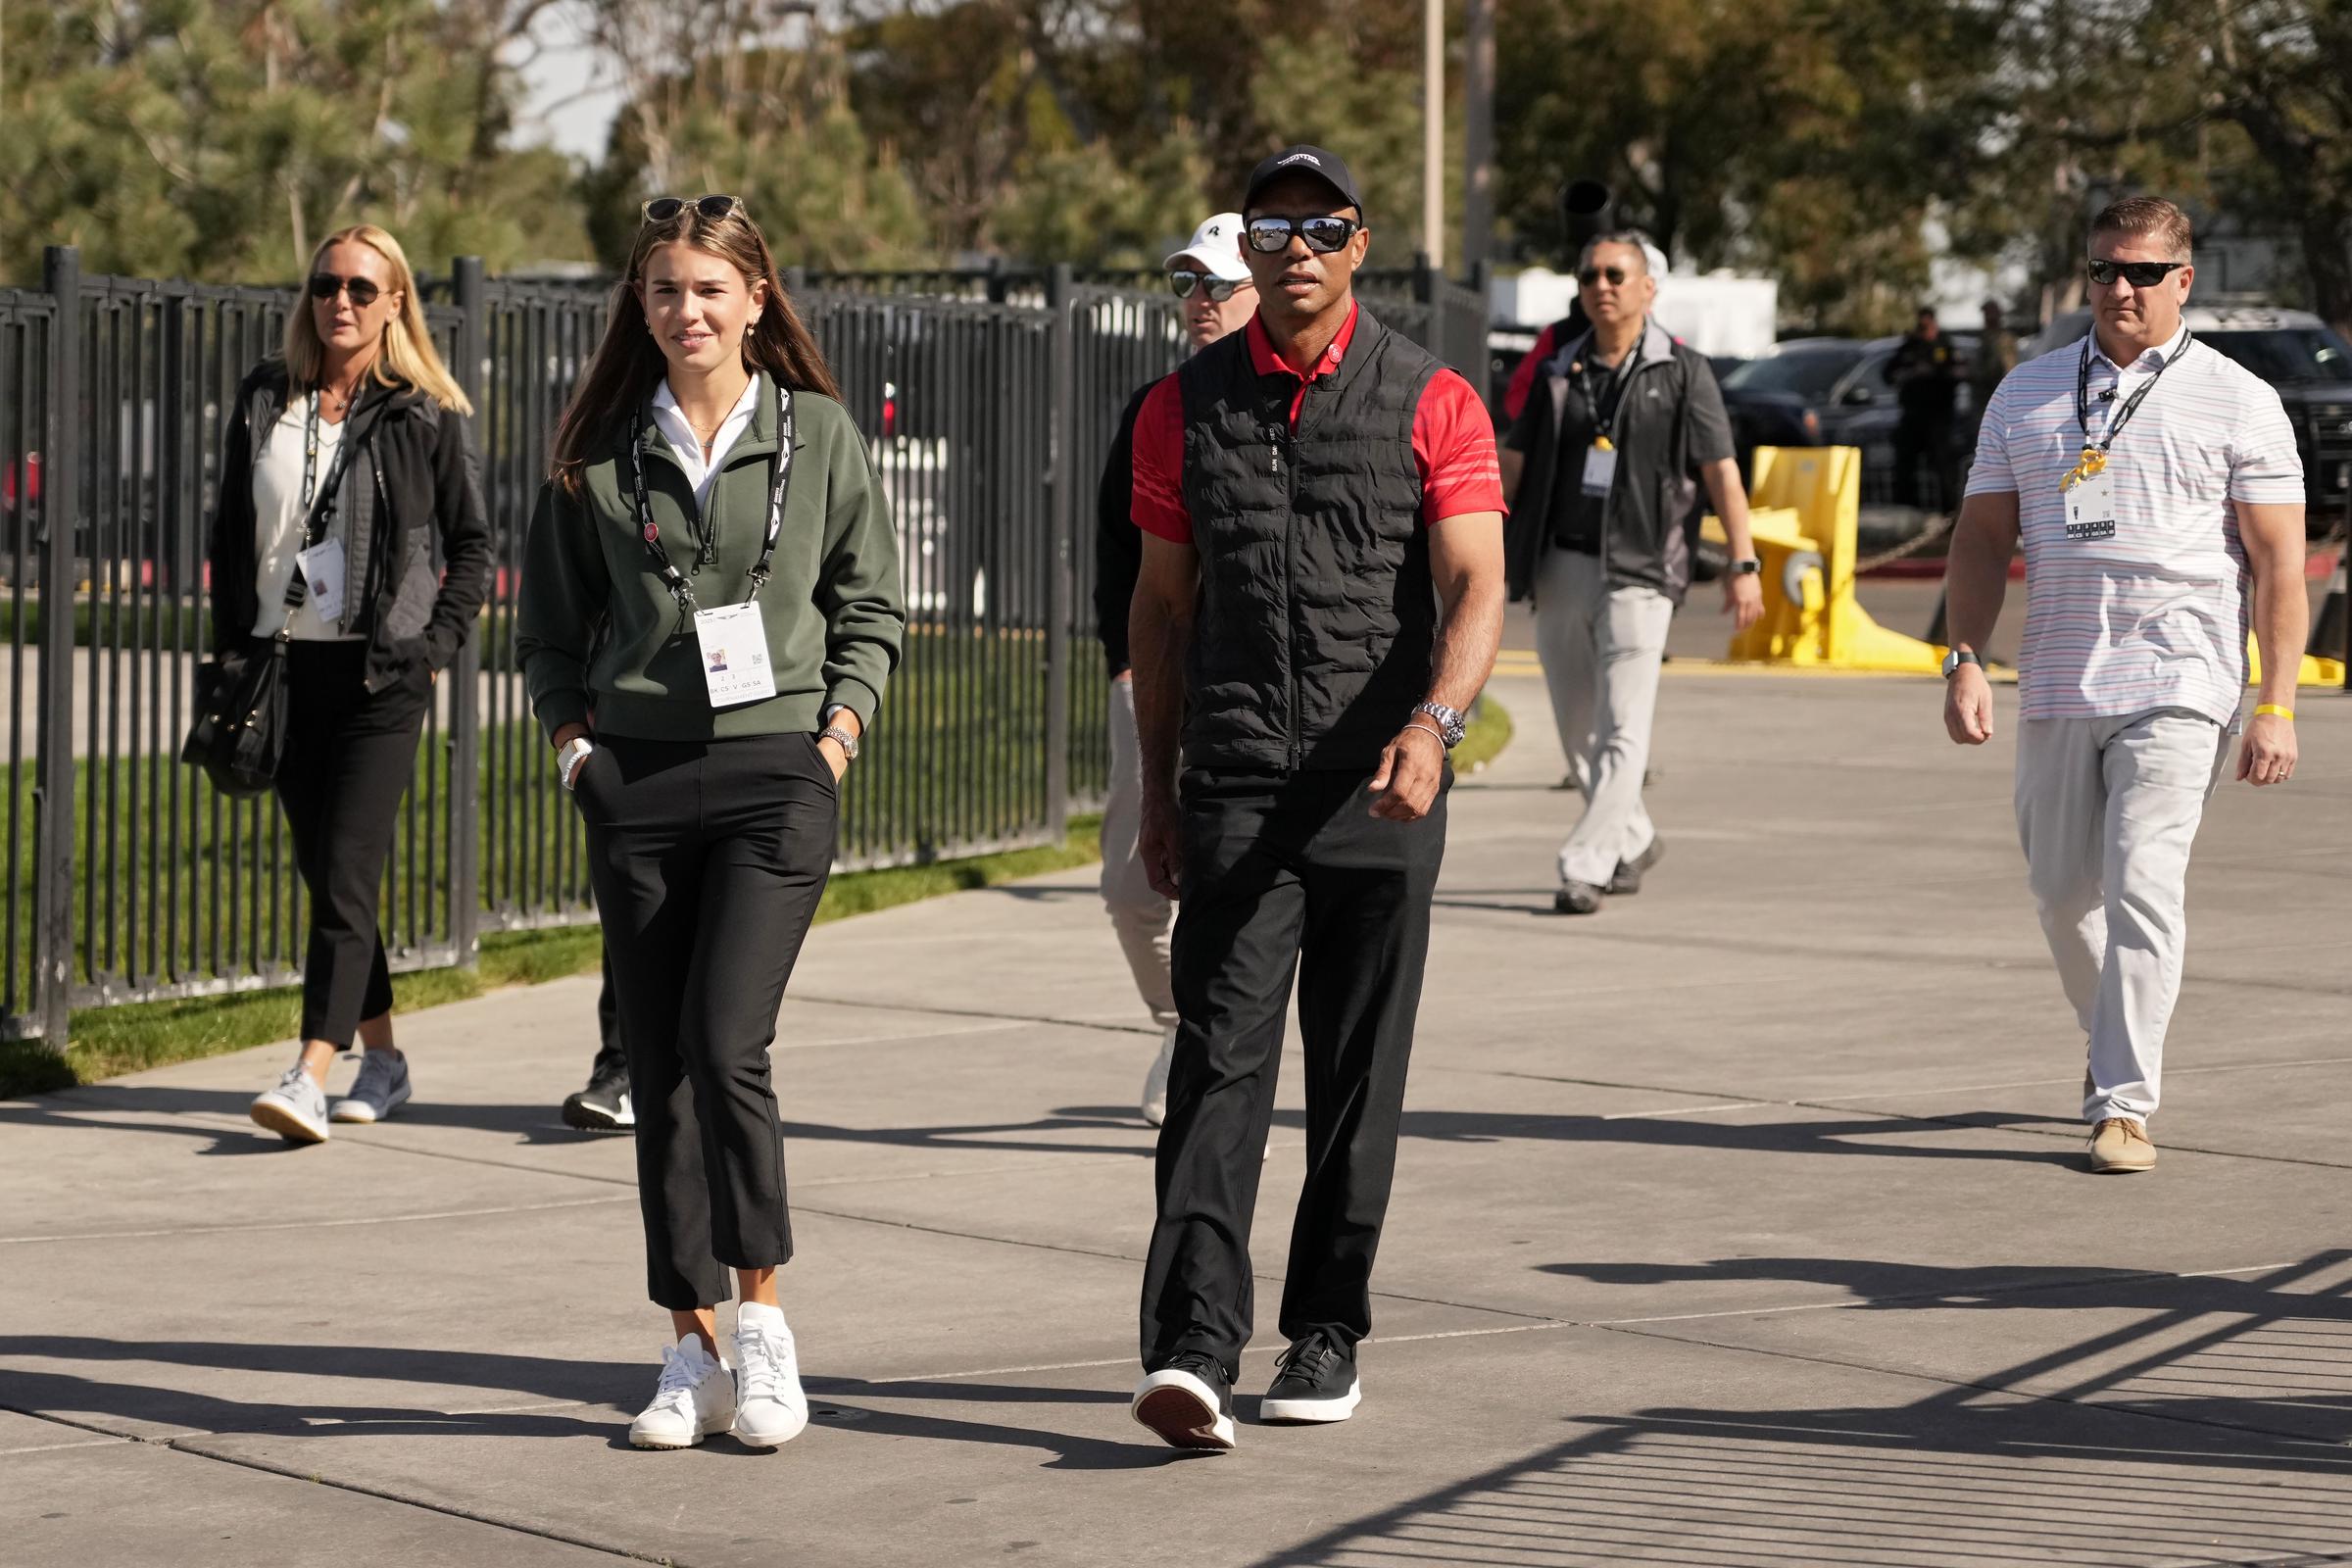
top-left (693, 602), bottom-right (777, 708)
top-left (295, 538), bottom-right (347, 623)
top-left (1580, 442), bottom-right (1618, 498)
top-left (2064, 469), bottom-right (2117, 542)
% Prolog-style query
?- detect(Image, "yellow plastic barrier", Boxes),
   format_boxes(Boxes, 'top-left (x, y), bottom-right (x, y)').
top-left (1700, 445), bottom-right (1944, 673)
top-left (2246, 639), bottom-right (2346, 689)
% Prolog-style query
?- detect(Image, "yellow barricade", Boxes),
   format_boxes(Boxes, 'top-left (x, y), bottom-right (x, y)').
top-left (1700, 445), bottom-right (1944, 673)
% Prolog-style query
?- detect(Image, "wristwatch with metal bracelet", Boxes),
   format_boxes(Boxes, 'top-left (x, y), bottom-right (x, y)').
top-left (1411, 702), bottom-right (1467, 748)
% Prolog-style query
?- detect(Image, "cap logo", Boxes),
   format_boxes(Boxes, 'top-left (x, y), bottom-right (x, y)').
top-left (1278, 152), bottom-right (1323, 168)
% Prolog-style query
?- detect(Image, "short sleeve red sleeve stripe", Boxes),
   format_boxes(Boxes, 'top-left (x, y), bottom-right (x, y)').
top-left (1413, 368), bottom-right (1504, 524)
top-left (1129, 374), bottom-right (1191, 544)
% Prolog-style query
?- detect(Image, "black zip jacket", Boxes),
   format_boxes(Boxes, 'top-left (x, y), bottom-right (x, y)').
top-left (205, 360), bottom-right (493, 691)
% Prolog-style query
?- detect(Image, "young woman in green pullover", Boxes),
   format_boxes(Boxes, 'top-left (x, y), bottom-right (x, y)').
top-left (516, 196), bottom-right (906, 1452)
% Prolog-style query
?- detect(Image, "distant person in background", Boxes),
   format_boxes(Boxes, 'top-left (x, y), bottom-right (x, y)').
top-left (1095, 213), bottom-right (1256, 1127)
top-left (1973, 300), bottom-right (2018, 411)
top-left (1887, 307), bottom-right (1960, 510)
top-left (1498, 232), bottom-right (1763, 916)
top-left (226, 224), bottom-right (492, 1146)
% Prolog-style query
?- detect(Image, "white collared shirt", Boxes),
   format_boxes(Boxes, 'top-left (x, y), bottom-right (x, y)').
top-left (1967, 318), bottom-right (2304, 726)
top-left (651, 375), bottom-right (760, 509)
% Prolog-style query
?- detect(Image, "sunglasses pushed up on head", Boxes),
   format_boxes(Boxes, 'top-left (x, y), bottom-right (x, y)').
top-left (1244, 215), bottom-right (1363, 255)
top-left (2086, 258), bottom-right (2186, 288)
top-left (1168, 270), bottom-right (1252, 302)
top-left (641, 194), bottom-right (743, 225)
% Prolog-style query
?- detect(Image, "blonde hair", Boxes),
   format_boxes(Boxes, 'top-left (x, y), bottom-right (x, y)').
top-left (283, 224), bottom-right (472, 416)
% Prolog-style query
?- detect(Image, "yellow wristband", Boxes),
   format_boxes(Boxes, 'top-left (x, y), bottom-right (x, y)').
top-left (2255, 704), bottom-right (2294, 721)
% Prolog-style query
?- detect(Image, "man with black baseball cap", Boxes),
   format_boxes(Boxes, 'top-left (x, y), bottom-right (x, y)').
top-left (1124, 144), bottom-right (1505, 1450)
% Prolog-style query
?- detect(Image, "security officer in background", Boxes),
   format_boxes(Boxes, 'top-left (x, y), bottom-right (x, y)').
top-left (1888, 306), bottom-right (1960, 509)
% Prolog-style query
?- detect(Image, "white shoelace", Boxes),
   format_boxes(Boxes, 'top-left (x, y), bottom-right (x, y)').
top-left (734, 1325), bottom-right (795, 1401)
top-left (273, 1066), bottom-right (315, 1102)
top-left (648, 1345), bottom-right (708, 1414)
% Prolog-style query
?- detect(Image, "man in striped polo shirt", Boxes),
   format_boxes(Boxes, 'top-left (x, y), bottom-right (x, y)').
top-left (1941, 195), bottom-right (2307, 1175)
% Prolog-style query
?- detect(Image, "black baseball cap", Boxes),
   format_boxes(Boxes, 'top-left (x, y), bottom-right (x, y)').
top-left (1244, 146), bottom-right (1366, 219)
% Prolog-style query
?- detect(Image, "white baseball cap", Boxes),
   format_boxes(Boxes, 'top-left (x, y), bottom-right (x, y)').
top-left (1164, 213), bottom-right (1252, 283)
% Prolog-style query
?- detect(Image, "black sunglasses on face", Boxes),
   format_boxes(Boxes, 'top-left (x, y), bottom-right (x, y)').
top-left (309, 273), bottom-right (382, 308)
top-left (2087, 258), bottom-right (2186, 288)
top-left (1245, 215), bottom-right (1362, 255)
top-left (1169, 270), bottom-right (1251, 302)
top-left (1579, 265), bottom-right (1633, 287)
top-left (641, 194), bottom-right (742, 224)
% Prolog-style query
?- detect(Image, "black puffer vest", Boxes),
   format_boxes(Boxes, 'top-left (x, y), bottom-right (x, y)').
top-left (1177, 308), bottom-right (1439, 773)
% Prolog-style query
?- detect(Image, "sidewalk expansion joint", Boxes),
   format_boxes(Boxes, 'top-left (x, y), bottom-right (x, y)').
top-left (788, 991), bottom-right (1160, 1037)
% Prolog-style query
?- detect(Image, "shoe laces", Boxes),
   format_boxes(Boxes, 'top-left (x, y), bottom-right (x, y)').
top-left (273, 1065), bottom-right (316, 1101)
top-left (1276, 1333), bottom-right (1340, 1383)
top-left (734, 1321), bottom-right (796, 1400)
top-left (650, 1343), bottom-right (710, 1410)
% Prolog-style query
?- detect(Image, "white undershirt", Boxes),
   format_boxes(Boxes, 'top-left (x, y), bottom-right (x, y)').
top-left (651, 375), bottom-right (760, 509)
top-left (251, 400), bottom-right (360, 641)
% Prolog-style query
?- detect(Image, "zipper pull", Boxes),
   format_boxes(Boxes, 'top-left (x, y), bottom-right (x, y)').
top-left (1270, 442), bottom-right (1281, 475)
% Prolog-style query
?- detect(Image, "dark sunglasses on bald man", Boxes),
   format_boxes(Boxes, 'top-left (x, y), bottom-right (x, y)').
top-left (1169, 270), bottom-right (1252, 302)
top-left (1578, 265), bottom-right (1634, 287)
top-left (641, 194), bottom-right (742, 225)
top-left (2086, 258), bottom-right (2186, 288)
top-left (1245, 215), bottom-right (1363, 255)
top-left (309, 273), bottom-right (383, 308)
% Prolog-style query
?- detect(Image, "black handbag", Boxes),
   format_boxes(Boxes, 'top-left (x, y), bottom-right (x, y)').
top-left (182, 388), bottom-right (389, 797)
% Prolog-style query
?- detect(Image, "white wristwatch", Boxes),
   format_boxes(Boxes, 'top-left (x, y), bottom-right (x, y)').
top-left (557, 736), bottom-right (595, 791)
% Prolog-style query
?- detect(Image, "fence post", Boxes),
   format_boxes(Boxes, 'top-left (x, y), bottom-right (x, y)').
top-left (32, 246), bottom-right (81, 1050)
top-left (1043, 263), bottom-right (1075, 844)
top-left (448, 256), bottom-right (486, 963)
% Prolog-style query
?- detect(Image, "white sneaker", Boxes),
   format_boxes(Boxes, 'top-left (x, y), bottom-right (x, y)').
top-left (329, 1049), bottom-right (412, 1124)
top-left (250, 1066), bottom-right (330, 1145)
top-left (1141, 1024), bottom-right (1178, 1126)
top-left (628, 1338), bottom-right (734, 1449)
top-left (730, 1302), bottom-right (808, 1448)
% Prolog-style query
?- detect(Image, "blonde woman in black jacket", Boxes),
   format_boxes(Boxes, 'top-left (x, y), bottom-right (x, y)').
top-left (210, 223), bottom-right (492, 1145)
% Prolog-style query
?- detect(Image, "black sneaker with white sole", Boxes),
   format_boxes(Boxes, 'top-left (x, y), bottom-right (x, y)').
top-left (563, 1054), bottom-right (634, 1134)
top-left (1131, 1352), bottom-right (1236, 1451)
top-left (1259, 1331), bottom-right (1360, 1423)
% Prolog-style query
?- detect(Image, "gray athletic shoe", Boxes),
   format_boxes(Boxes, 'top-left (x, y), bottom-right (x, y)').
top-left (250, 1066), bottom-right (330, 1145)
top-left (329, 1050), bottom-right (412, 1124)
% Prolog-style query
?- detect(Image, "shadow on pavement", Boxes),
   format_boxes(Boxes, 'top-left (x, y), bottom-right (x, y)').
top-left (1265, 1250), bottom-right (2352, 1565)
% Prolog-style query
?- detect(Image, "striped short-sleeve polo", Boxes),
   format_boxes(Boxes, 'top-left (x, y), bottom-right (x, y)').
top-left (1965, 322), bottom-right (2304, 726)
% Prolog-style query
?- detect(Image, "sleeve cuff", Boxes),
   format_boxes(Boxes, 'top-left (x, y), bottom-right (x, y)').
top-left (824, 678), bottom-right (882, 728)
top-left (535, 690), bottom-right (591, 745)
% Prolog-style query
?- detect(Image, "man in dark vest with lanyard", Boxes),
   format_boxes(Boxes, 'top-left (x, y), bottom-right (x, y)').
top-left (1124, 145), bottom-right (1506, 1451)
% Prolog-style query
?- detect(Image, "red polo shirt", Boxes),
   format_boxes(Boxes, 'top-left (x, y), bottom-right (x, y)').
top-left (1131, 303), bottom-right (1504, 544)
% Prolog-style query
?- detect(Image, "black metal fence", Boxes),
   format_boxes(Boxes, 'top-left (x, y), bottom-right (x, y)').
top-left (1, 246), bottom-right (1490, 1047)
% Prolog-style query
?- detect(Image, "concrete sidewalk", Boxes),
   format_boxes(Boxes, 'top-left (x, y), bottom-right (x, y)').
top-left (5, 670), bottom-right (2351, 1566)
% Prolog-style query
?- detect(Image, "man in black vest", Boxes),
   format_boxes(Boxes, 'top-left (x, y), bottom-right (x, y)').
top-left (1124, 145), bottom-right (1506, 1451)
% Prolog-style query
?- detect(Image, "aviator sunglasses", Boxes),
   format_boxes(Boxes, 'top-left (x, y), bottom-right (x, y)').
top-left (2086, 258), bottom-right (2186, 288)
top-left (641, 194), bottom-right (743, 224)
top-left (1245, 215), bottom-right (1363, 255)
top-left (309, 273), bottom-right (383, 308)
top-left (1169, 270), bottom-right (1252, 302)
top-left (1578, 265), bottom-right (1634, 287)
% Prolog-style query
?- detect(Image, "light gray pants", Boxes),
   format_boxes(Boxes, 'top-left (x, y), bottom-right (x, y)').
top-left (1100, 675), bottom-right (1178, 1027)
top-left (1534, 547), bottom-right (1675, 888)
top-left (2015, 709), bottom-right (2232, 1126)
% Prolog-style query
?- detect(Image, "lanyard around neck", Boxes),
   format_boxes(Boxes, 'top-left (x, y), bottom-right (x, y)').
top-left (2071, 331), bottom-right (2191, 481)
top-left (629, 379), bottom-right (795, 613)
top-left (1580, 334), bottom-right (1643, 446)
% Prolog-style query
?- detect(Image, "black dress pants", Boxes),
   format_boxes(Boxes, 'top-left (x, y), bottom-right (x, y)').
top-left (1141, 764), bottom-right (1448, 1381)
top-left (273, 642), bottom-right (431, 1046)
top-left (576, 731), bottom-right (837, 1310)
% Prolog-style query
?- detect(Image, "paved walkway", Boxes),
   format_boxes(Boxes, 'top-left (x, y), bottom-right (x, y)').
top-left (5, 668), bottom-right (2351, 1566)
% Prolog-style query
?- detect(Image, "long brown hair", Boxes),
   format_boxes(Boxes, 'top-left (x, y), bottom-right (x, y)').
top-left (551, 202), bottom-right (840, 493)
top-left (286, 224), bottom-right (472, 415)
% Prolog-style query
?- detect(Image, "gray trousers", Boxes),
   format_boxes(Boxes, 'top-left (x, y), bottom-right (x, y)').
top-left (1533, 547), bottom-right (1675, 888)
top-left (2015, 709), bottom-right (2232, 1126)
top-left (1100, 675), bottom-right (1178, 1027)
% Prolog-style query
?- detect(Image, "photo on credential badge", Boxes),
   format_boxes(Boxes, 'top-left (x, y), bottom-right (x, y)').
top-left (710, 646), bottom-right (729, 673)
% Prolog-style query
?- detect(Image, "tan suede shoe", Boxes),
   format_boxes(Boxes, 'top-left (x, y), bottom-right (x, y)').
top-left (2089, 1116), bottom-right (2156, 1174)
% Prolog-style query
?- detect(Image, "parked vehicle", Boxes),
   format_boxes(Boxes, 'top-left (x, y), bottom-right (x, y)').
top-left (2027, 306), bottom-right (2352, 530)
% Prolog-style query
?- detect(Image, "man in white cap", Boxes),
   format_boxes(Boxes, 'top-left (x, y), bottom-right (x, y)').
top-left (1095, 215), bottom-right (1258, 1124)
